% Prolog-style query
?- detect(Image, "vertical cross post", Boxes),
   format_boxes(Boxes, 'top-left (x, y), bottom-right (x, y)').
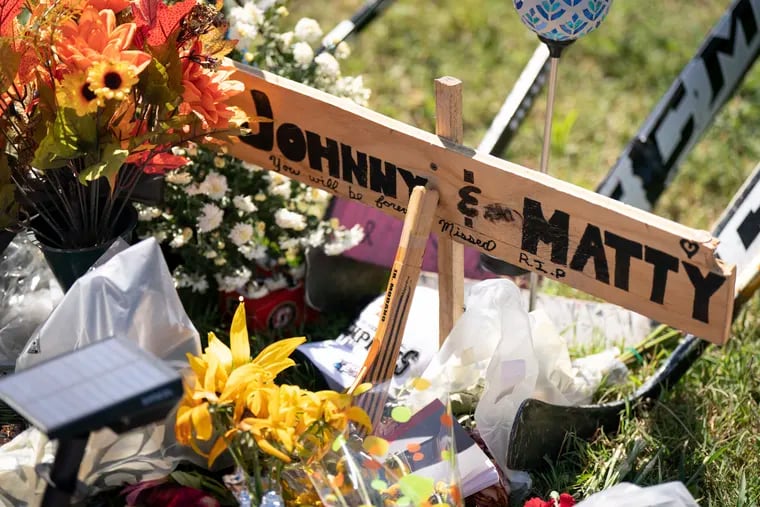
top-left (435, 76), bottom-right (465, 346)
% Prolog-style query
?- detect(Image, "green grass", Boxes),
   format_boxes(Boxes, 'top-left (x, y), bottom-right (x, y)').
top-left (530, 296), bottom-right (760, 506)
top-left (284, 1), bottom-right (760, 504)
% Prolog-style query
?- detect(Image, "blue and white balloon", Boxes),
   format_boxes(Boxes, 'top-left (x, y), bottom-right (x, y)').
top-left (513, 0), bottom-right (613, 42)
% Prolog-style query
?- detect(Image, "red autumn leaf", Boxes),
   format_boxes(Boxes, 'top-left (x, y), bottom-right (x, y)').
top-left (132, 0), bottom-right (196, 47)
top-left (142, 151), bottom-right (189, 174)
top-left (132, 0), bottom-right (159, 28)
top-left (0, 0), bottom-right (24, 36)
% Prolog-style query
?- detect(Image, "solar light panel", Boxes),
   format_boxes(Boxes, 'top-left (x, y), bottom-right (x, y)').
top-left (0, 338), bottom-right (182, 440)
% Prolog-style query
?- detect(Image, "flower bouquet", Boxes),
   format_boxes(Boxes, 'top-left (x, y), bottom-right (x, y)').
top-left (0, 0), bottom-right (247, 288)
top-left (306, 382), bottom-right (464, 507)
top-left (175, 302), bottom-right (373, 506)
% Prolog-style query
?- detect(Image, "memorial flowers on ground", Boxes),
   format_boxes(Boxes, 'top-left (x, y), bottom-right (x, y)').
top-left (137, 0), bottom-right (368, 298)
top-left (524, 492), bottom-right (576, 507)
top-left (175, 303), bottom-right (372, 505)
top-left (0, 0), bottom-right (247, 249)
top-left (228, 0), bottom-right (371, 106)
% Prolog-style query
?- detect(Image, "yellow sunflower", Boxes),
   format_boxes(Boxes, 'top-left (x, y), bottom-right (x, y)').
top-left (86, 60), bottom-right (139, 101)
top-left (56, 71), bottom-right (101, 116)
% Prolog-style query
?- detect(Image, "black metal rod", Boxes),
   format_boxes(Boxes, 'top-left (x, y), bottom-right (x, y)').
top-left (317, 0), bottom-right (395, 53)
top-left (41, 434), bottom-right (89, 507)
top-left (528, 54), bottom-right (560, 311)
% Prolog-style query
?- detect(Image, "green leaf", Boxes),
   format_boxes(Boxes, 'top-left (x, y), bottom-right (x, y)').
top-left (31, 108), bottom-right (96, 170)
top-left (140, 41), bottom-right (184, 108)
top-left (78, 144), bottom-right (128, 184)
top-left (170, 470), bottom-right (204, 490)
top-left (140, 58), bottom-right (175, 108)
top-left (397, 474), bottom-right (435, 503)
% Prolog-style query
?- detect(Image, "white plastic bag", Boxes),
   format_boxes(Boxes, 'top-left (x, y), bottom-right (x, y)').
top-left (576, 482), bottom-right (699, 506)
top-left (0, 235), bottom-right (63, 367)
top-left (464, 281), bottom-right (627, 489)
top-left (528, 310), bottom-right (627, 406)
top-left (16, 237), bottom-right (199, 370)
top-left (463, 281), bottom-right (536, 486)
top-left (408, 279), bottom-right (533, 409)
top-left (1, 238), bottom-right (201, 506)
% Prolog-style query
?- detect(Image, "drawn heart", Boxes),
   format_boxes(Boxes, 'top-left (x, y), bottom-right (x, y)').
top-left (680, 239), bottom-right (700, 258)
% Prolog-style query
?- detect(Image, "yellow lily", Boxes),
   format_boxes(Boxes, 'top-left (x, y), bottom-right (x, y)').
top-left (219, 362), bottom-right (271, 404)
top-left (176, 302), bottom-right (374, 474)
top-left (315, 390), bottom-right (372, 432)
top-left (176, 352), bottom-right (229, 447)
top-left (228, 301), bottom-right (251, 370)
top-left (251, 336), bottom-right (307, 374)
top-left (201, 301), bottom-right (249, 376)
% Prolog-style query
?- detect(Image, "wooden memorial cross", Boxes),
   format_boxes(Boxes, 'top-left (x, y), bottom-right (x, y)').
top-left (226, 64), bottom-right (737, 385)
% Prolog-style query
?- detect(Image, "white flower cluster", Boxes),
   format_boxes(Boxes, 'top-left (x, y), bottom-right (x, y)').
top-left (274, 208), bottom-right (307, 231)
top-left (138, 150), bottom-right (364, 296)
top-left (215, 266), bottom-right (253, 293)
top-left (228, 2), bottom-right (264, 43)
top-left (138, 206), bottom-right (162, 222)
top-left (229, 1), bottom-right (372, 106)
top-left (174, 270), bottom-right (209, 294)
top-left (197, 203), bottom-right (224, 233)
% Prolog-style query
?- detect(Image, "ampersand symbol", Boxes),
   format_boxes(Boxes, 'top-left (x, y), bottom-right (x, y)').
top-left (458, 169), bottom-right (481, 227)
top-left (458, 186), bottom-right (481, 227)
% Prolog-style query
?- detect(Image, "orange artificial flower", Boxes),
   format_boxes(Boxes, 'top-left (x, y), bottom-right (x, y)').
top-left (55, 6), bottom-right (151, 75)
top-left (86, 0), bottom-right (131, 13)
top-left (127, 151), bottom-right (190, 174)
top-left (179, 46), bottom-right (244, 131)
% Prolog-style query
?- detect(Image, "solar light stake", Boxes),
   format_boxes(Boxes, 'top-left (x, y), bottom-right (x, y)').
top-left (0, 338), bottom-right (182, 507)
top-left (512, 0), bottom-right (614, 311)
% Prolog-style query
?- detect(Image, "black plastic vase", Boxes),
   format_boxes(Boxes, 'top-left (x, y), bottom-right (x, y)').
top-left (32, 204), bottom-right (138, 292)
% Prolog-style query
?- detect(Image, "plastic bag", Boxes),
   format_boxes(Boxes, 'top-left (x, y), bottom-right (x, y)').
top-left (16, 237), bottom-right (199, 370)
top-left (0, 238), bottom-right (201, 505)
top-left (403, 279), bottom-right (625, 490)
top-left (0, 235), bottom-right (63, 367)
top-left (576, 481), bottom-right (699, 506)
top-left (407, 279), bottom-right (533, 409)
top-left (529, 310), bottom-right (627, 406)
